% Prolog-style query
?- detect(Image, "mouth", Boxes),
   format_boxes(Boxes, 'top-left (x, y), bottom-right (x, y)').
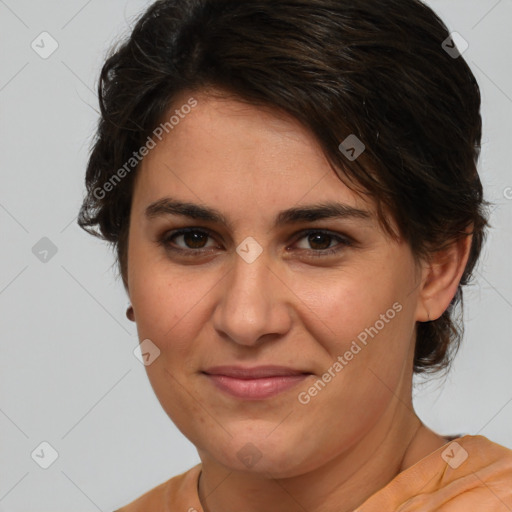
top-left (202, 365), bottom-right (313, 400)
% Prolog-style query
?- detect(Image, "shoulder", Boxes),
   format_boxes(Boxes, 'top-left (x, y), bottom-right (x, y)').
top-left (415, 435), bottom-right (512, 511)
top-left (114, 464), bottom-right (202, 512)
top-left (357, 435), bottom-right (512, 512)
top-left (450, 434), bottom-right (512, 483)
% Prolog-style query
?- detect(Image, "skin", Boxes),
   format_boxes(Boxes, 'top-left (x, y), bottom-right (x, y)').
top-left (125, 90), bottom-right (472, 512)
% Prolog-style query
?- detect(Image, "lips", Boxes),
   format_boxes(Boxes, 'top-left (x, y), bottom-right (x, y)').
top-left (202, 366), bottom-right (312, 400)
top-left (203, 365), bottom-right (310, 379)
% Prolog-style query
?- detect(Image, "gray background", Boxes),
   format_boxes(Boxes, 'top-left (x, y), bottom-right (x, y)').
top-left (0, 0), bottom-right (511, 510)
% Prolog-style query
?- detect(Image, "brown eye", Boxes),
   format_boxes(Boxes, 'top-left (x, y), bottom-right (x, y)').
top-left (159, 228), bottom-right (218, 253)
top-left (294, 230), bottom-right (351, 256)
top-left (179, 231), bottom-right (209, 249)
top-left (307, 232), bottom-right (334, 250)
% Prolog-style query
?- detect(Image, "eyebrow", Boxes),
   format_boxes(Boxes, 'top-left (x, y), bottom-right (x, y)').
top-left (145, 197), bottom-right (371, 230)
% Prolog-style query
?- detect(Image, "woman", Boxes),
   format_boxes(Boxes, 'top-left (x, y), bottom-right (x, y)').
top-left (78, 0), bottom-right (512, 510)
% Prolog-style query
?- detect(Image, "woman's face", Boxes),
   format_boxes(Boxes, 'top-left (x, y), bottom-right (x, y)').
top-left (126, 91), bottom-right (425, 477)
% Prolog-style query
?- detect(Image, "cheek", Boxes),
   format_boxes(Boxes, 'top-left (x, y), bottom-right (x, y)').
top-left (292, 260), bottom-right (414, 354)
top-left (128, 250), bottom-right (219, 357)
top-left (131, 276), bottom-right (196, 345)
top-left (128, 262), bottom-right (214, 426)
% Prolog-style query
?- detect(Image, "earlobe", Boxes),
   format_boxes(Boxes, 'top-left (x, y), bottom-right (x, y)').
top-left (126, 304), bottom-right (135, 321)
top-left (416, 233), bottom-right (473, 323)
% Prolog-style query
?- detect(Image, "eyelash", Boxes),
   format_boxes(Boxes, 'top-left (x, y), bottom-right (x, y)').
top-left (157, 227), bottom-right (352, 258)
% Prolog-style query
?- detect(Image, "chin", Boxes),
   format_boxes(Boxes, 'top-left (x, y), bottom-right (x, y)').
top-left (200, 431), bottom-right (315, 478)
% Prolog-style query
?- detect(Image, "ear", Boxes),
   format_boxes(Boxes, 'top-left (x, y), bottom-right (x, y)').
top-left (415, 232), bottom-right (473, 322)
top-left (126, 304), bottom-right (135, 322)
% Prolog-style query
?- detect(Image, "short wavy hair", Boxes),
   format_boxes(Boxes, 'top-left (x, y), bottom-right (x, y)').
top-left (78, 0), bottom-right (488, 376)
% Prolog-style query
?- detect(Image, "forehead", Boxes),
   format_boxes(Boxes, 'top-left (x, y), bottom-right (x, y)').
top-left (132, 91), bottom-right (382, 229)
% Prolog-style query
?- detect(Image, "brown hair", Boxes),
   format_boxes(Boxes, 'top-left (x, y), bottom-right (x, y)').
top-left (78, 0), bottom-right (488, 375)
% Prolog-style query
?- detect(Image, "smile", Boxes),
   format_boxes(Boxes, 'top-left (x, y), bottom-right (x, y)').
top-left (202, 366), bottom-right (312, 400)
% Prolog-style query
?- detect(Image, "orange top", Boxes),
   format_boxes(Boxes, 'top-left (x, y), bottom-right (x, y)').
top-left (115, 435), bottom-right (512, 511)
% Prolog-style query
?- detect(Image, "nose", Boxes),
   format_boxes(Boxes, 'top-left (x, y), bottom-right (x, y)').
top-left (211, 246), bottom-right (293, 347)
